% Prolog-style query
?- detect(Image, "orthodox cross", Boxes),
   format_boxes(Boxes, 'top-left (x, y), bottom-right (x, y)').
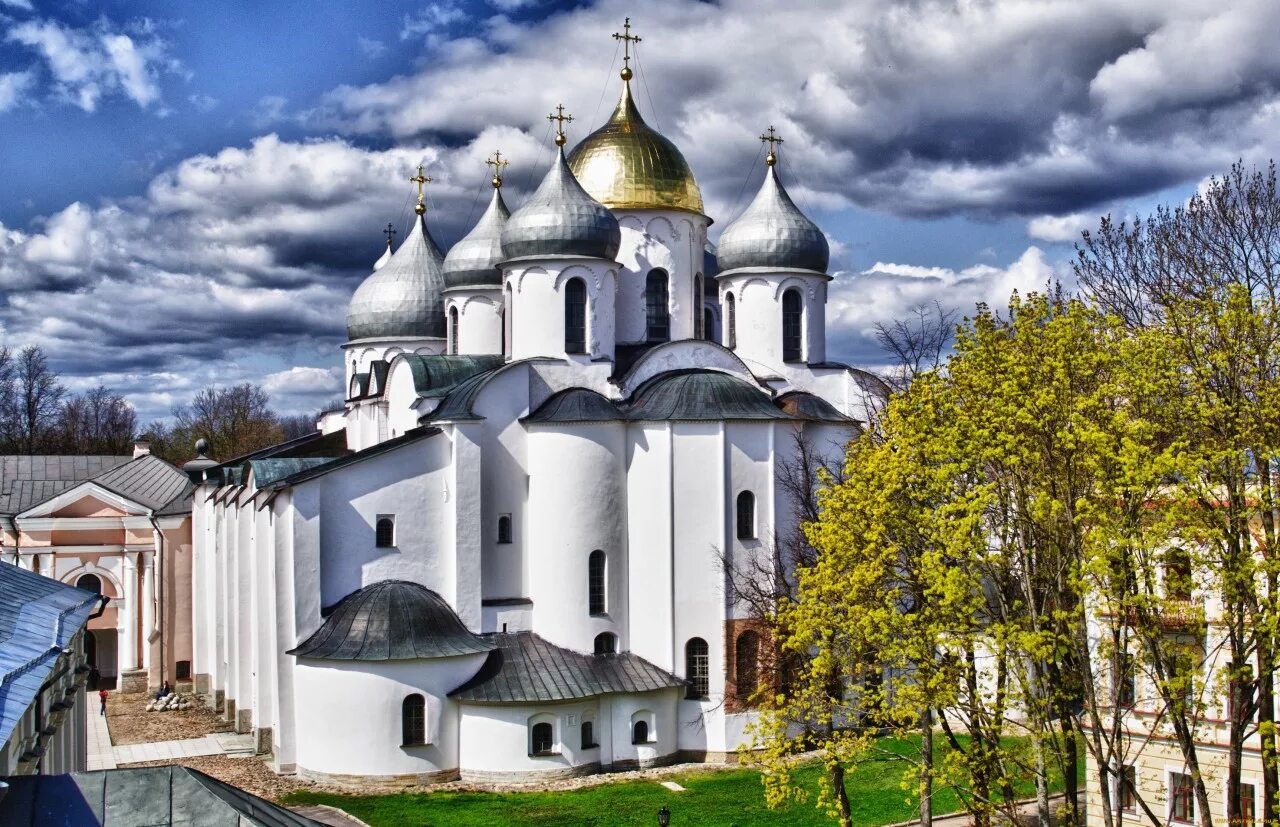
top-left (409, 164), bottom-right (432, 214)
top-left (382, 222), bottom-right (396, 247)
top-left (548, 105), bottom-right (573, 147)
top-left (613, 18), bottom-right (641, 80)
top-left (486, 150), bottom-right (509, 187)
top-left (760, 126), bottom-right (784, 166)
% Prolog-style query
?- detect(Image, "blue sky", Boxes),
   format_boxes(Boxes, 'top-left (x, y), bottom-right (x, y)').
top-left (2, 0), bottom-right (1278, 422)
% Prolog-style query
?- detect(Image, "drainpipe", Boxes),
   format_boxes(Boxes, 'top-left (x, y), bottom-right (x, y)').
top-left (148, 513), bottom-right (165, 691)
top-left (4, 515), bottom-right (17, 566)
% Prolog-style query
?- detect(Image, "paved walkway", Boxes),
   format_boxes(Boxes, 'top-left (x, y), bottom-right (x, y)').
top-left (85, 701), bottom-right (255, 769)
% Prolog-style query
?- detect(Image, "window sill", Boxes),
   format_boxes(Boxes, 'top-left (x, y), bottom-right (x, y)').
top-left (530, 750), bottom-right (560, 758)
top-left (632, 741), bottom-right (656, 746)
top-left (401, 742), bottom-right (431, 749)
top-left (581, 743), bottom-right (599, 750)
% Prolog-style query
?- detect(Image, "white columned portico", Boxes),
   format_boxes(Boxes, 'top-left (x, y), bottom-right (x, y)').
top-left (119, 552), bottom-right (138, 672)
top-left (140, 550), bottom-right (155, 671)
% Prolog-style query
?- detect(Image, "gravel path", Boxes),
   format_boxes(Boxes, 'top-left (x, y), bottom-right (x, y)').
top-left (106, 691), bottom-right (231, 746)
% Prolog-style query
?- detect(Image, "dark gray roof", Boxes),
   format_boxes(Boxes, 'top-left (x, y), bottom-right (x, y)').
top-left (443, 185), bottom-right (510, 289)
top-left (89, 455), bottom-right (192, 512)
top-left (450, 632), bottom-right (684, 703)
top-left (625, 369), bottom-right (794, 421)
top-left (398, 354), bottom-right (505, 399)
top-left (206, 431), bottom-right (349, 486)
top-left (0, 455), bottom-right (132, 516)
top-left (269, 427), bottom-right (439, 488)
top-left (0, 563), bottom-right (102, 748)
top-left (246, 458), bottom-right (337, 488)
top-left (346, 213), bottom-right (447, 341)
top-left (153, 482), bottom-right (196, 517)
top-left (500, 148), bottom-right (621, 262)
top-left (288, 580), bottom-right (493, 661)
top-left (776, 390), bottom-right (857, 424)
top-left (716, 164), bottom-right (829, 275)
top-left (524, 387), bottom-right (626, 423)
top-left (0, 766), bottom-right (320, 826)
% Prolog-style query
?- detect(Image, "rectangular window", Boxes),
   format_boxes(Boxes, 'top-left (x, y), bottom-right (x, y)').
top-left (497, 514), bottom-right (512, 544)
top-left (1171, 772), bottom-right (1194, 824)
top-left (1237, 783), bottom-right (1256, 827)
top-left (1116, 652), bottom-right (1136, 708)
top-left (1120, 765), bottom-right (1137, 814)
top-left (375, 515), bottom-right (395, 548)
top-left (1229, 660), bottom-right (1255, 723)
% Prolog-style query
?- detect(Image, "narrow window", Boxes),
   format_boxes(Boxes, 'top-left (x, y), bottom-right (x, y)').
top-left (531, 721), bottom-right (554, 755)
top-left (76, 573), bottom-right (102, 594)
top-left (782, 288), bottom-right (803, 362)
top-left (503, 283), bottom-right (513, 358)
top-left (1119, 765), bottom-right (1137, 813)
top-left (497, 514), bottom-right (512, 545)
top-left (725, 292), bottom-right (736, 349)
top-left (1170, 772), bottom-right (1194, 824)
top-left (735, 630), bottom-right (759, 700)
top-left (1229, 659), bottom-right (1255, 723)
top-left (375, 516), bottom-right (395, 548)
top-left (581, 720), bottom-right (596, 749)
top-left (565, 278), bottom-right (586, 354)
top-left (685, 638), bottom-right (709, 699)
top-left (1238, 782), bottom-right (1257, 827)
top-left (632, 720), bottom-right (649, 744)
top-left (1164, 547), bottom-right (1192, 599)
top-left (176, 660), bottom-right (191, 680)
top-left (449, 306), bottom-right (460, 355)
top-left (401, 694), bottom-right (425, 745)
top-left (693, 274), bottom-right (703, 338)
top-left (703, 307), bottom-right (714, 342)
top-left (1115, 652), bottom-right (1136, 708)
top-left (594, 632), bottom-right (617, 655)
top-left (588, 550), bottom-right (606, 615)
top-left (645, 270), bottom-right (670, 342)
top-left (736, 491), bottom-right (756, 540)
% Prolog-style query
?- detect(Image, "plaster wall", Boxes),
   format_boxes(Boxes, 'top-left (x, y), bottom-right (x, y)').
top-left (445, 289), bottom-right (503, 356)
top-left (504, 260), bottom-right (617, 362)
top-left (719, 271), bottom-right (828, 372)
top-left (613, 210), bottom-right (709, 345)
top-left (625, 423), bottom-right (673, 670)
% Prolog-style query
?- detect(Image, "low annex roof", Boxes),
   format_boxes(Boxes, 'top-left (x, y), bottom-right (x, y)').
top-left (0, 766), bottom-right (321, 826)
top-left (776, 390), bottom-right (859, 425)
top-left (624, 369), bottom-right (793, 422)
top-left (0, 455), bottom-right (132, 516)
top-left (287, 580), bottom-right (494, 661)
top-left (398, 354), bottom-right (505, 399)
top-left (523, 387), bottom-right (626, 423)
top-left (0, 563), bottom-right (102, 749)
top-left (449, 631), bottom-right (685, 703)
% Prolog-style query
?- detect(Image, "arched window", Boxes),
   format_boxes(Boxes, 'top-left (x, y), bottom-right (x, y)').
top-left (503, 283), bottom-right (513, 358)
top-left (632, 719), bottom-right (649, 744)
top-left (782, 288), bottom-right (803, 362)
top-left (375, 516), bottom-right (395, 548)
top-left (693, 274), bottom-right (703, 338)
top-left (685, 638), bottom-right (709, 699)
top-left (735, 631), bottom-right (760, 699)
top-left (703, 307), bottom-right (714, 342)
top-left (401, 694), bottom-right (425, 745)
top-left (564, 278), bottom-right (587, 354)
top-left (588, 550), bottom-right (606, 615)
top-left (76, 573), bottom-right (102, 594)
top-left (725, 292), bottom-right (737, 349)
top-left (448, 306), bottom-right (459, 355)
top-left (645, 270), bottom-right (670, 342)
top-left (531, 721), bottom-right (554, 755)
top-left (594, 632), bottom-right (617, 655)
top-left (736, 491), bottom-right (756, 540)
top-left (581, 720), bottom-right (596, 749)
top-left (497, 514), bottom-right (512, 545)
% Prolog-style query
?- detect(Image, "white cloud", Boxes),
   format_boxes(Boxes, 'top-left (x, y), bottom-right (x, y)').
top-left (401, 4), bottom-right (467, 40)
top-left (0, 0), bottom-right (33, 10)
top-left (262, 366), bottom-right (343, 395)
top-left (357, 36), bottom-right (387, 59)
top-left (188, 92), bottom-right (218, 112)
top-left (0, 70), bottom-right (34, 112)
top-left (1026, 212), bottom-right (1096, 243)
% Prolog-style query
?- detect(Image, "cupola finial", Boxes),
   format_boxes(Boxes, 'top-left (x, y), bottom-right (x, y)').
top-left (486, 150), bottom-right (508, 188)
top-left (760, 125), bottom-right (784, 167)
top-left (409, 164), bottom-right (432, 215)
top-left (382, 222), bottom-right (396, 248)
top-left (548, 104), bottom-right (573, 148)
top-left (612, 17), bottom-right (641, 82)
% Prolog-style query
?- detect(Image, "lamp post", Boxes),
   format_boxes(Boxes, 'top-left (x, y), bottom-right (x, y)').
top-left (657, 805), bottom-right (671, 826)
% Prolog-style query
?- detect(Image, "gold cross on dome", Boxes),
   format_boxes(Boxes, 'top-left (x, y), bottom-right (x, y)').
top-left (485, 150), bottom-right (508, 187)
top-left (759, 126), bottom-right (784, 166)
top-left (612, 18), bottom-right (642, 79)
top-left (408, 164), bottom-right (432, 214)
top-left (548, 104), bottom-right (573, 147)
top-left (382, 222), bottom-right (396, 247)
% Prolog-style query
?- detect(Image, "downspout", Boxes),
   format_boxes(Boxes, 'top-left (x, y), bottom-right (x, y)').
top-left (148, 513), bottom-right (165, 691)
top-left (4, 515), bottom-right (17, 566)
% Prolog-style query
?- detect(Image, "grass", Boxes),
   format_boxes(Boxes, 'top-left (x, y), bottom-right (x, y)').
top-left (283, 736), bottom-right (1060, 826)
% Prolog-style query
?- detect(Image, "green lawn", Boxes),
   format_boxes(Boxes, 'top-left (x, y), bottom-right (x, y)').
top-left (284, 736), bottom-right (1057, 826)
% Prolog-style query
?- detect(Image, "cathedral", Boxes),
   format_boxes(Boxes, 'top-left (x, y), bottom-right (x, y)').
top-left (190, 24), bottom-right (879, 784)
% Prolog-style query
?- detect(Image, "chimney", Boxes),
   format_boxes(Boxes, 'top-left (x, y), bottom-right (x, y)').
top-left (133, 434), bottom-right (154, 458)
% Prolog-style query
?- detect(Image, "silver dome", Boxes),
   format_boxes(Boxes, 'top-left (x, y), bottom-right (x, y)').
top-left (443, 186), bottom-right (510, 289)
top-left (346, 214), bottom-right (447, 341)
top-left (500, 148), bottom-right (620, 262)
top-left (716, 165), bottom-right (828, 275)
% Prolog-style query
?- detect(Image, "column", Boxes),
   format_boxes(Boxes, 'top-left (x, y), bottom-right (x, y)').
top-left (119, 553), bottom-right (138, 672)
top-left (140, 551), bottom-right (155, 672)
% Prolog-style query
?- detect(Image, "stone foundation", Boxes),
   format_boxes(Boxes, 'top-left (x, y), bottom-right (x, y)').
top-left (223, 698), bottom-right (235, 725)
top-left (299, 766), bottom-right (461, 787)
top-left (675, 749), bottom-right (739, 765)
top-left (460, 762), bottom-right (602, 785)
top-left (606, 752), bottom-right (679, 772)
top-left (236, 708), bottom-right (252, 734)
top-left (254, 726), bottom-right (272, 756)
top-left (194, 673), bottom-right (210, 695)
top-left (119, 669), bottom-right (147, 694)
top-left (214, 689), bottom-right (225, 713)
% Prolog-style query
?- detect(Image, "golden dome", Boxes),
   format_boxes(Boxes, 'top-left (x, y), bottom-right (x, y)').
top-left (567, 82), bottom-right (705, 216)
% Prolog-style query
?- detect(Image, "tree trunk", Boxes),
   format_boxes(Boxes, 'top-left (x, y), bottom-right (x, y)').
top-left (921, 707), bottom-right (934, 827)
top-left (830, 762), bottom-right (853, 827)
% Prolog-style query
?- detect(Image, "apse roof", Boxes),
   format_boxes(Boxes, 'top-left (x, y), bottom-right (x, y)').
top-left (0, 766), bottom-right (320, 826)
top-left (287, 579), bottom-right (493, 661)
top-left (624, 369), bottom-right (793, 422)
top-left (776, 390), bottom-right (858, 424)
top-left (449, 631), bottom-right (685, 703)
top-left (523, 387), bottom-right (626, 423)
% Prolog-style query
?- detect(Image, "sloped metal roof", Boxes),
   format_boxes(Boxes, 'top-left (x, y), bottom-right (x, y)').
top-left (776, 390), bottom-right (859, 424)
top-left (0, 563), bottom-right (102, 749)
top-left (398, 354), bottom-right (505, 399)
top-left (268, 427), bottom-right (439, 489)
top-left (624, 369), bottom-right (794, 422)
top-left (246, 458), bottom-right (337, 489)
top-left (0, 455), bottom-right (132, 516)
top-left (523, 387), bottom-right (626, 424)
top-left (0, 766), bottom-right (320, 826)
top-left (89, 455), bottom-right (191, 512)
top-left (288, 580), bottom-right (493, 661)
top-left (449, 631), bottom-right (685, 703)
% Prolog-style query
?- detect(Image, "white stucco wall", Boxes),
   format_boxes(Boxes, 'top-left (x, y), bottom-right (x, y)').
top-left (613, 210), bottom-right (709, 345)
top-left (444, 288), bottom-right (503, 356)
top-left (719, 271), bottom-right (829, 373)
top-left (504, 260), bottom-right (618, 362)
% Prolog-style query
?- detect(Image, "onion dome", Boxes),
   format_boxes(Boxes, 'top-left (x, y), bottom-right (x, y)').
top-left (346, 212), bottom-right (447, 341)
top-left (500, 147), bottom-right (620, 261)
top-left (443, 183), bottom-right (510, 289)
top-left (716, 157), bottom-right (829, 275)
top-left (373, 242), bottom-right (392, 271)
top-left (287, 580), bottom-right (494, 661)
top-left (567, 80), bottom-right (704, 215)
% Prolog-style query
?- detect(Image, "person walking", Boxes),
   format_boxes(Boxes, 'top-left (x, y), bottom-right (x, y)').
top-left (99, 688), bottom-right (108, 716)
